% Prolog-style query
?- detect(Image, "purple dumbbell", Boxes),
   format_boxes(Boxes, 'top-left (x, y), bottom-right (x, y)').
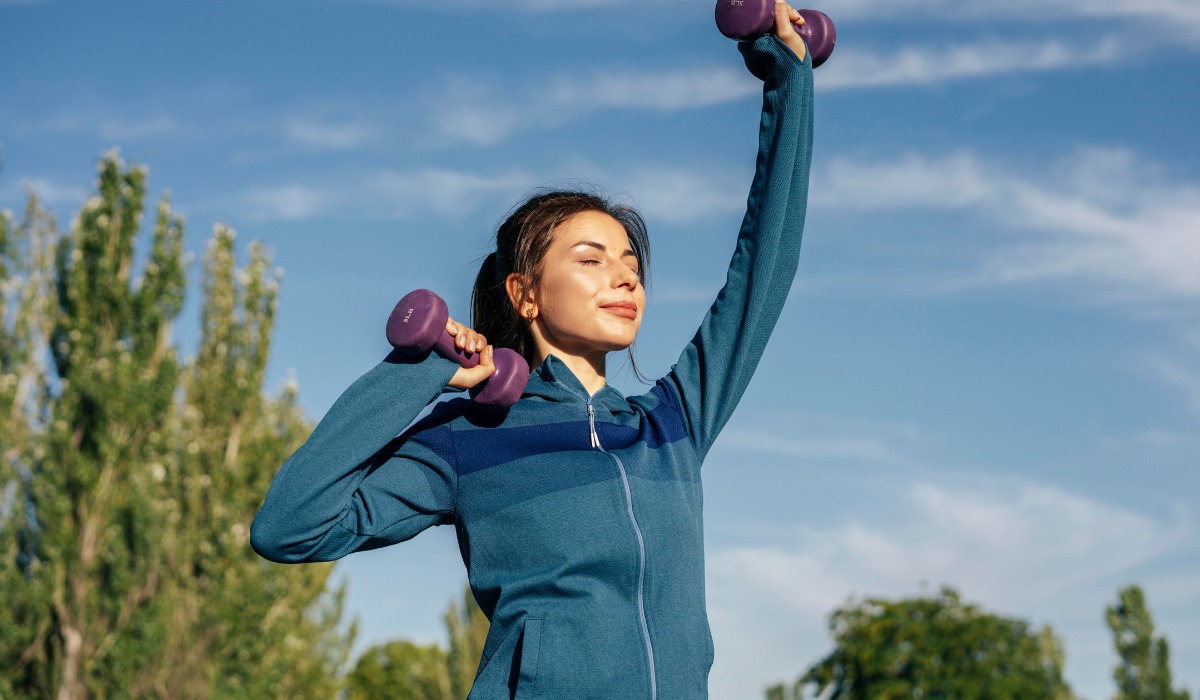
top-left (715, 2), bottom-right (836, 68)
top-left (386, 289), bottom-right (529, 409)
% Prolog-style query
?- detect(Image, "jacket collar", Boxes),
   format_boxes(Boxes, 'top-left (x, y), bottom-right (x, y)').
top-left (522, 353), bottom-right (635, 415)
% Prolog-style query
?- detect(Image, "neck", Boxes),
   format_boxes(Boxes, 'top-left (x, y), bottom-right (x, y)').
top-left (534, 348), bottom-right (607, 397)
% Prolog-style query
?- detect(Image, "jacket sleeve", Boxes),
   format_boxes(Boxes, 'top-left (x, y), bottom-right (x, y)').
top-left (658, 34), bottom-right (814, 461)
top-left (250, 348), bottom-right (461, 563)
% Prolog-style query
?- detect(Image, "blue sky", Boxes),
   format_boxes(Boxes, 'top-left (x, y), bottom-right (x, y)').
top-left (3, 0), bottom-right (1198, 697)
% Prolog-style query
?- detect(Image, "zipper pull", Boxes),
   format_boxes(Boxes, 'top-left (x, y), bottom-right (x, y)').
top-left (587, 403), bottom-right (600, 448)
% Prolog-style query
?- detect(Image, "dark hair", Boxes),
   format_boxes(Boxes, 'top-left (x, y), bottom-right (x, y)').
top-left (471, 188), bottom-right (652, 383)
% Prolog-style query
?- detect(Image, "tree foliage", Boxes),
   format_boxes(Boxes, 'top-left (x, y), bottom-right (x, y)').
top-left (768, 587), bottom-right (1074, 700)
top-left (1107, 584), bottom-right (1190, 700)
top-left (0, 152), bottom-right (352, 698)
top-left (347, 583), bottom-right (490, 700)
top-left (444, 584), bottom-right (490, 699)
top-left (346, 641), bottom-right (452, 700)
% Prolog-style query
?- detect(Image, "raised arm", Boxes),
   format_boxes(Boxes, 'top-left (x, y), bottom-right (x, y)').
top-left (659, 32), bottom-right (814, 460)
top-left (250, 349), bottom-right (461, 563)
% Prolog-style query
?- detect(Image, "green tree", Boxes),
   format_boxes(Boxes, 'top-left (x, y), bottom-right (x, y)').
top-left (148, 222), bottom-right (354, 698)
top-left (0, 152), bottom-right (352, 698)
top-left (767, 587), bottom-right (1074, 700)
top-left (0, 193), bottom-right (60, 699)
top-left (1107, 585), bottom-right (1191, 700)
top-left (346, 641), bottom-right (452, 700)
top-left (348, 583), bottom-right (489, 699)
top-left (444, 584), bottom-right (489, 699)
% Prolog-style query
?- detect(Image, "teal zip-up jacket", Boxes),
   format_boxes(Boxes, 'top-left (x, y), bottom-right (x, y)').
top-left (251, 34), bottom-right (813, 700)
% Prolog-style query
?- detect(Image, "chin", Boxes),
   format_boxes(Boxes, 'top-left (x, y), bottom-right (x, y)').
top-left (601, 333), bottom-right (639, 352)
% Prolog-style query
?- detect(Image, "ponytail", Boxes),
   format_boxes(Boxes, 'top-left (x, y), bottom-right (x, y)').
top-left (470, 250), bottom-right (531, 365)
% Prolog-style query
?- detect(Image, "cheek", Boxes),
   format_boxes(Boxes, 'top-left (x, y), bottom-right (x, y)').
top-left (539, 272), bottom-right (596, 321)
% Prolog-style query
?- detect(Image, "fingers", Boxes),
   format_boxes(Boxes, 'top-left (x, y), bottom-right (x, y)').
top-left (445, 316), bottom-right (488, 354)
top-left (447, 345), bottom-right (496, 391)
top-left (774, 0), bottom-right (799, 36)
top-left (773, 0), bottom-right (808, 61)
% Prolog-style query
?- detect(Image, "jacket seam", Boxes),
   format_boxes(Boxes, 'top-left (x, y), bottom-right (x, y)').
top-left (336, 508), bottom-right (451, 538)
top-left (661, 375), bottom-right (706, 463)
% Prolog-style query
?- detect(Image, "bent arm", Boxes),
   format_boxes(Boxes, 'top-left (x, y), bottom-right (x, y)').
top-left (660, 34), bottom-right (814, 460)
top-left (250, 349), bottom-right (460, 563)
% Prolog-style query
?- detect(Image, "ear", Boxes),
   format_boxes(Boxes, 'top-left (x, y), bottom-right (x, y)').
top-left (506, 272), bottom-right (537, 318)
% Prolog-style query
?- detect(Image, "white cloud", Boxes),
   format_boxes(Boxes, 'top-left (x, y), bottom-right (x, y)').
top-left (812, 147), bottom-right (1200, 302)
top-left (818, 36), bottom-right (1122, 90)
top-left (338, 0), bottom-right (684, 10)
top-left (284, 117), bottom-right (373, 151)
top-left (428, 68), bottom-right (759, 146)
top-left (10, 177), bottom-right (88, 207)
top-left (543, 68), bottom-right (760, 111)
top-left (243, 184), bottom-right (338, 221)
top-left (720, 421), bottom-right (920, 466)
top-left (427, 32), bottom-right (1136, 148)
top-left (1144, 354), bottom-right (1200, 415)
top-left (835, 0), bottom-right (1200, 37)
top-left (42, 113), bottom-right (183, 141)
top-left (706, 479), bottom-right (1193, 699)
top-left (232, 160), bottom-right (754, 224)
top-left (616, 167), bottom-right (748, 224)
top-left (336, 0), bottom-right (1200, 32)
top-left (235, 168), bottom-right (538, 222)
top-left (363, 168), bottom-right (538, 218)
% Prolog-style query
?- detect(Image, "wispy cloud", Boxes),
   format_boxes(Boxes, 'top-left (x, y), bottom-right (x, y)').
top-left (361, 168), bottom-right (538, 218)
top-left (284, 117), bottom-right (373, 151)
top-left (719, 412), bottom-right (929, 467)
top-left (819, 36), bottom-right (1122, 90)
top-left (42, 113), bottom-right (184, 141)
top-left (243, 184), bottom-right (340, 221)
top-left (813, 147), bottom-right (1200, 302)
top-left (830, 0), bottom-right (1200, 37)
top-left (706, 478), bottom-right (1193, 699)
top-left (232, 160), bottom-right (752, 224)
top-left (427, 67), bottom-right (759, 146)
top-left (3, 177), bottom-right (89, 208)
top-left (1144, 354), bottom-right (1200, 415)
top-left (427, 33), bottom-right (1133, 147)
top-left (336, 0), bottom-right (684, 10)
top-left (335, 0), bottom-right (1200, 32)
top-left (236, 167), bottom-right (537, 222)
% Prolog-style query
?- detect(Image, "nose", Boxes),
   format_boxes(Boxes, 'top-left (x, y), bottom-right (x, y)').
top-left (613, 263), bottom-right (639, 290)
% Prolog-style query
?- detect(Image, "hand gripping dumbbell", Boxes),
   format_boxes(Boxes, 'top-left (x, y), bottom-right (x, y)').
top-left (386, 289), bottom-right (530, 409)
top-left (715, 1), bottom-right (836, 68)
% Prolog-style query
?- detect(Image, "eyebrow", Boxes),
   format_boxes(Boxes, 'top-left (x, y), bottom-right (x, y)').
top-left (573, 240), bottom-right (638, 259)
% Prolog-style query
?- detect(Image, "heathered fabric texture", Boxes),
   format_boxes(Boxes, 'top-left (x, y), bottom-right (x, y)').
top-left (251, 34), bottom-right (814, 700)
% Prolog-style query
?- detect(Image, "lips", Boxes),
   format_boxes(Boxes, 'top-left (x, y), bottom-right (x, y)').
top-left (600, 301), bottom-right (638, 319)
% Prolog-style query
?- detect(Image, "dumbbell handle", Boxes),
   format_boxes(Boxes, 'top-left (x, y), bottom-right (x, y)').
top-left (715, 2), bottom-right (836, 68)
top-left (386, 289), bottom-right (529, 409)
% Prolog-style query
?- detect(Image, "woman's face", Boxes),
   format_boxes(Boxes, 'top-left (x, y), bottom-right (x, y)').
top-left (526, 210), bottom-right (645, 358)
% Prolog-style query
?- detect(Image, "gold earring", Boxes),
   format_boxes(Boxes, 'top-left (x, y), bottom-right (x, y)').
top-left (526, 308), bottom-right (535, 321)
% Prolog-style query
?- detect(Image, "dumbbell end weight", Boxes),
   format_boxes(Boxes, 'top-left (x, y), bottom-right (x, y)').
top-left (715, 1), bottom-right (836, 68)
top-left (797, 9), bottom-right (835, 68)
top-left (386, 288), bottom-right (480, 367)
top-left (468, 348), bottom-right (530, 409)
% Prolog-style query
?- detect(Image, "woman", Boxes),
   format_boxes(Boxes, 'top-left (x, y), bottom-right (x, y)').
top-left (252, 4), bottom-right (814, 697)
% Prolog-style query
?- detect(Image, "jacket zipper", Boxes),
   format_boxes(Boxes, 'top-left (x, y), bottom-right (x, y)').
top-left (587, 399), bottom-right (657, 700)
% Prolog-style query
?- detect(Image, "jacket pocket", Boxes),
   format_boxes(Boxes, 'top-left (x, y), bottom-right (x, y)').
top-left (510, 617), bottom-right (542, 700)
